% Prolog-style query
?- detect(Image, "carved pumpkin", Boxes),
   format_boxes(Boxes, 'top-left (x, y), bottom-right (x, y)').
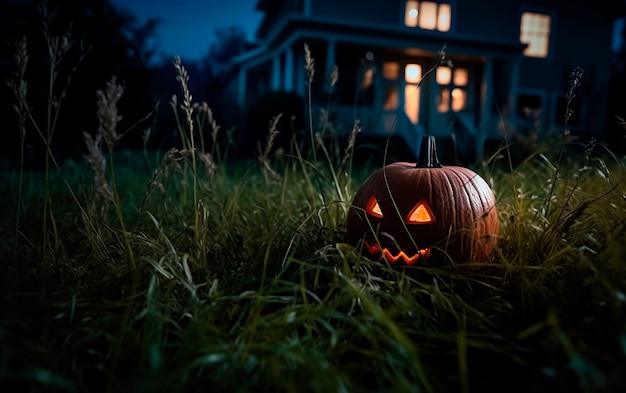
top-left (346, 136), bottom-right (499, 265)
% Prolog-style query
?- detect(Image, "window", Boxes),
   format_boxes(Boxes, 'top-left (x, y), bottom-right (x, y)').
top-left (405, 64), bottom-right (422, 123)
top-left (383, 62), bottom-right (400, 80)
top-left (517, 94), bottom-right (542, 117)
top-left (405, 1), bottom-right (451, 32)
top-left (382, 62), bottom-right (422, 124)
top-left (436, 66), bottom-right (468, 112)
top-left (520, 12), bottom-right (551, 58)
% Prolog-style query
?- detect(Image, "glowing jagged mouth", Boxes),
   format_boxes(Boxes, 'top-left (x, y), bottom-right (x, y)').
top-left (364, 241), bottom-right (431, 266)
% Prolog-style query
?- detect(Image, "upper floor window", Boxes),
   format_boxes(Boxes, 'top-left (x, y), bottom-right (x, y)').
top-left (520, 12), bottom-right (551, 58)
top-left (405, 1), bottom-right (451, 32)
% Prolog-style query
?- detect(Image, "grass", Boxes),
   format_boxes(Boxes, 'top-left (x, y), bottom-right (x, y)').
top-left (1, 17), bottom-right (626, 392)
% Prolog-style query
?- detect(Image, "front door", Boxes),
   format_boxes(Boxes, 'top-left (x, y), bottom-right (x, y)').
top-left (379, 61), bottom-right (424, 138)
top-left (428, 63), bottom-right (473, 136)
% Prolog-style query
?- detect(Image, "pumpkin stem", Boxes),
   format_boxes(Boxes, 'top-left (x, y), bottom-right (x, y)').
top-left (416, 135), bottom-right (442, 168)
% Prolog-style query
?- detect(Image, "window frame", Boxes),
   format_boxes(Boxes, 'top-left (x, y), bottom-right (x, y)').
top-left (404, 1), bottom-right (454, 33)
top-left (519, 8), bottom-right (555, 60)
top-left (435, 65), bottom-right (469, 113)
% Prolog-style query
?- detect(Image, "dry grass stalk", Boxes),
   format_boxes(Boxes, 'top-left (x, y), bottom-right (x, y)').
top-left (96, 77), bottom-right (125, 151)
top-left (198, 152), bottom-right (217, 178)
top-left (329, 65), bottom-right (338, 88)
top-left (259, 113), bottom-right (282, 181)
top-left (83, 131), bottom-right (113, 209)
top-left (173, 56), bottom-right (194, 138)
top-left (304, 43), bottom-right (315, 86)
top-left (7, 37), bottom-right (29, 134)
top-left (340, 119), bottom-right (362, 170)
top-left (146, 148), bottom-right (194, 196)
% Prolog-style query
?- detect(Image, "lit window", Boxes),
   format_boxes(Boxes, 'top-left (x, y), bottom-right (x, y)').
top-left (437, 89), bottom-right (450, 112)
top-left (405, 0), bottom-right (418, 27)
top-left (436, 66), bottom-right (451, 85)
top-left (451, 88), bottom-right (466, 111)
top-left (405, 64), bottom-right (422, 83)
top-left (520, 12), bottom-right (551, 58)
top-left (453, 68), bottom-right (468, 86)
top-left (405, 85), bottom-right (420, 123)
top-left (384, 86), bottom-right (399, 111)
top-left (405, 64), bottom-right (422, 124)
top-left (419, 2), bottom-right (438, 30)
top-left (437, 4), bottom-right (451, 31)
top-left (436, 66), bottom-right (467, 112)
top-left (383, 62), bottom-right (400, 79)
top-left (360, 68), bottom-right (374, 89)
top-left (404, 1), bottom-right (451, 32)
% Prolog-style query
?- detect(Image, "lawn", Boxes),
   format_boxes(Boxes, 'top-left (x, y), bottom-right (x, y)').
top-left (1, 30), bottom-right (625, 393)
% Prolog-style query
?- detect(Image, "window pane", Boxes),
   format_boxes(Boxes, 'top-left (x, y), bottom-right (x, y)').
top-left (438, 4), bottom-right (451, 32)
top-left (437, 89), bottom-right (450, 112)
top-left (453, 68), bottom-right (468, 86)
top-left (436, 66), bottom-right (452, 85)
top-left (405, 64), bottom-right (422, 83)
top-left (405, 0), bottom-right (418, 27)
top-left (451, 88), bottom-right (466, 111)
top-left (405, 85), bottom-right (420, 123)
top-left (520, 12), bottom-right (551, 58)
top-left (384, 86), bottom-right (399, 111)
top-left (419, 2), bottom-right (438, 30)
top-left (383, 62), bottom-right (400, 79)
top-left (360, 68), bottom-right (374, 89)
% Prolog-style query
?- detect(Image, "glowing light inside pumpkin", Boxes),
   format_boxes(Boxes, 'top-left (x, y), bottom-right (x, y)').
top-left (406, 199), bottom-right (435, 224)
top-left (365, 241), bottom-right (431, 266)
top-left (365, 195), bottom-right (383, 218)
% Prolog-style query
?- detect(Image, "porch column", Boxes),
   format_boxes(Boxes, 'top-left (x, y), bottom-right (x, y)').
top-left (325, 39), bottom-right (336, 87)
top-left (237, 66), bottom-right (247, 108)
top-left (303, 0), bottom-right (311, 16)
top-left (283, 47), bottom-right (294, 91)
top-left (271, 53), bottom-right (281, 90)
top-left (508, 57), bottom-right (520, 125)
top-left (295, 46), bottom-right (306, 97)
top-left (478, 57), bottom-right (494, 159)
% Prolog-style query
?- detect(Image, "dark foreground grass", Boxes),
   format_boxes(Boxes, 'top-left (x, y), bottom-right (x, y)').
top-left (0, 143), bottom-right (625, 393)
top-left (1, 16), bottom-right (625, 391)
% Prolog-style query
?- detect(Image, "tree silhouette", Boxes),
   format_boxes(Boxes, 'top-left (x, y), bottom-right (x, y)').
top-left (1, 0), bottom-right (160, 165)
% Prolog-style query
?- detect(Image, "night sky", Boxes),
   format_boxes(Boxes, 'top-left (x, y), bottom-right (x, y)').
top-left (108, 0), bottom-right (263, 61)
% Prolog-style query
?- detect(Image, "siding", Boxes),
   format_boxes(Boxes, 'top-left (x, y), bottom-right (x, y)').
top-left (310, 0), bottom-right (400, 26)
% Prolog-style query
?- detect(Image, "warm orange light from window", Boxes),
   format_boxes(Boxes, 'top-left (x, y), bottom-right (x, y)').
top-left (438, 3), bottom-right (451, 32)
top-left (405, 85), bottom-right (420, 124)
top-left (453, 68), bottom-right (468, 86)
top-left (520, 12), bottom-right (550, 58)
top-left (384, 86), bottom-right (399, 111)
top-left (405, 1), bottom-right (452, 32)
top-left (437, 89), bottom-right (450, 112)
top-left (405, 0), bottom-right (418, 27)
top-left (419, 2), bottom-right (438, 30)
top-left (383, 62), bottom-right (400, 79)
top-left (436, 66), bottom-right (452, 85)
top-left (405, 64), bottom-right (422, 83)
top-left (360, 68), bottom-right (374, 89)
top-left (451, 88), bottom-right (466, 111)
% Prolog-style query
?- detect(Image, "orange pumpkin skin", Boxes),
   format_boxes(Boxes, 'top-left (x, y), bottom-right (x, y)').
top-left (346, 138), bottom-right (499, 265)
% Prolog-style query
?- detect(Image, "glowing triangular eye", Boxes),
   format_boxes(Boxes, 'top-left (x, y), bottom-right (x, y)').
top-left (365, 195), bottom-right (383, 218)
top-left (406, 199), bottom-right (435, 224)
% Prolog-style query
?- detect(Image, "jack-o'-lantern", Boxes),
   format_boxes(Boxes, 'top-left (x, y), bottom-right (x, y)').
top-left (346, 136), bottom-right (499, 265)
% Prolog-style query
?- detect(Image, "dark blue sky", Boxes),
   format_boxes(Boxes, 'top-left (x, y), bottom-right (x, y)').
top-left (109, 0), bottom-right (263, 62)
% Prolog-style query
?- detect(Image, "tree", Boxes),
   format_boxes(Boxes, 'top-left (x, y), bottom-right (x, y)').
top-left (1, 0), bottom-right (160, 164)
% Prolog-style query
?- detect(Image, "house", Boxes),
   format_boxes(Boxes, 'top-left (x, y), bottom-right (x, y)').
top-left (227, 0), bottom-right (624, 162)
